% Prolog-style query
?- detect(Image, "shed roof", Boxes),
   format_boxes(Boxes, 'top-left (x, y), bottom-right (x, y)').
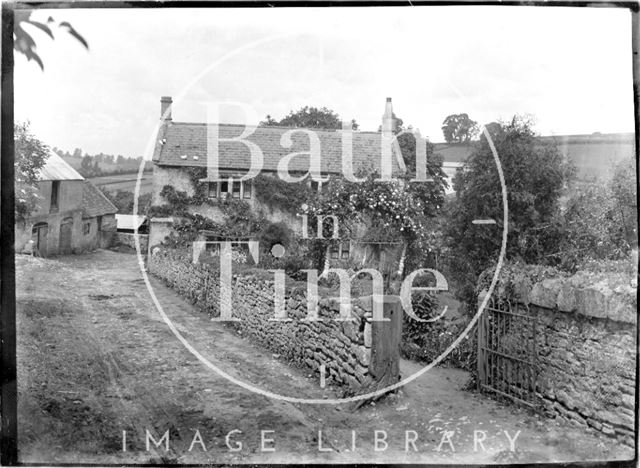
top-left (38, 151), bottom-right (84, 181)
top-left (116, 214), bottom-right (148, 230)
top-left (152, 122), bottom-right (403, 175)
top-left (82, 181), bottom-right (117, 218)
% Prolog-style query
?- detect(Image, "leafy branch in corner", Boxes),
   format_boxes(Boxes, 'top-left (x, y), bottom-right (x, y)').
top-left (14, 11), bottom-right (88, 70)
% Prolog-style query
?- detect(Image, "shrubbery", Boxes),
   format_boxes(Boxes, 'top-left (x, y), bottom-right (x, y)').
top-left (401, 291), bottom-right (476, 370)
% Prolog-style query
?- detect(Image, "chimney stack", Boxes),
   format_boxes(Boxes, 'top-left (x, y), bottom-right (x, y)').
top-left (382, 97), bottom-right (394, 135)
top-left (160, 96), bottom-right (173, 121)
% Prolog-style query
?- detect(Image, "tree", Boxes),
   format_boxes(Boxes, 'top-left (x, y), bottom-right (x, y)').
top-left (80, 155), bottom-right (94, 177)
top-left (444, 115), bottom-right (574, 304)
top-left (441, 113), bottom-right (479, 143)
top-left (609, 155), bottom-right (637, 247)
top-left (92, 160), bottom-right (102, 177)
top-left (15, 122), bottom-right (49, 223)
top-left (377, 112), bottom-right (405, 135)
top-left (14, 10), bottom-right (88, 70)
top-left (260, 106), bottom-right (359, 130)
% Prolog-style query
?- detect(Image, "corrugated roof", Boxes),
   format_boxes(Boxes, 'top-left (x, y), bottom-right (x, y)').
top-left (152, 122), bottom-right (403, 175)
top-left (116, 214), bottom-right (147, 230)
top-left (38, 151), bottom-right (84, 181)
top-left (82, 181), bottom-right (117, 218)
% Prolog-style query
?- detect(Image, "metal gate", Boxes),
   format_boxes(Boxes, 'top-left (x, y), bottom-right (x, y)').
top-left (477, 297), bottom-right (538, 408)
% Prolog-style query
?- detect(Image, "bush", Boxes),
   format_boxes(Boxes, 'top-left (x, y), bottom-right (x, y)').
top-left (402, 291), bottom-right (440, 342)
top-left (104, 190), bottom-right (151, 214)
top-left (401, 291), bottom-right (476, 371)
top-left (259, 222), bottom-right (292, 251)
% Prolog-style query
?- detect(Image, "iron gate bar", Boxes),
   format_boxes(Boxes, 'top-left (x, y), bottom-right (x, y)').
top-left (477, 297), bottom-right (538, 409)
top-left (479, 347), bottom-right (534, 366)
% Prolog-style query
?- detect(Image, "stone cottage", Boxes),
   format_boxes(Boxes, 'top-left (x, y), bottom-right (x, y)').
top-left (150, 96), bottom-right (405, 257)
top-left (15, 152), bottom-right (117, 257)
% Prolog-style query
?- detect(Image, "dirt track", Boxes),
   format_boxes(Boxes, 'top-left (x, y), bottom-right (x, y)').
top-left (16, 250), bottom-right (633, 464)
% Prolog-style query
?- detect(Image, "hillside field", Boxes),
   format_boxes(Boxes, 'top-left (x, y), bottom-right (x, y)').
top-left (89, 173), bottom-right (154, 195)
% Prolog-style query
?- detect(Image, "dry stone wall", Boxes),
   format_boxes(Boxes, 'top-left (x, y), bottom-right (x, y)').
top-left (478, 263), bottom-right (637, 447)
top-left (148, 247), bottom-right (373, 389)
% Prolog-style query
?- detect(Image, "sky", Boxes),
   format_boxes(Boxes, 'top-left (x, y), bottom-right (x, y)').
top-left (15, 5), bottom-right (634, 159)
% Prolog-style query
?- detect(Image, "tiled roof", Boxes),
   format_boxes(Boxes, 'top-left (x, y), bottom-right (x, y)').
top-left (82, 181), bottom-right (117, 218)
top-left (38, 151), bottom-right (84, 181)
top-left (152, 122), bottom-right (403, 175)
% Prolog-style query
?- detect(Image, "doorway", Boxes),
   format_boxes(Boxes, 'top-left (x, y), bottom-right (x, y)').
top-left (59, 218), bottom-right (74, 254)
top-left (31, 223), bottom-right (49, 257)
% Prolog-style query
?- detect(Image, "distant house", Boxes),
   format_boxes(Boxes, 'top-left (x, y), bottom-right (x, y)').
top-left (15, 152), bottom-right (117, 257)
top-left (150, 96), bottom-right (404, 243)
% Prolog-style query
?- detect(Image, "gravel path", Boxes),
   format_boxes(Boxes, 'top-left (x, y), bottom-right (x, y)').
top-left (15, 250), bottom-right (632, 464)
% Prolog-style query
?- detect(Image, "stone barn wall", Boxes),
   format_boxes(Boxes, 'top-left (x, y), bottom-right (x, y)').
top-left (478, 263), bottom-right (637, 447)
top-left (148, 247), bottom-right (373, 389)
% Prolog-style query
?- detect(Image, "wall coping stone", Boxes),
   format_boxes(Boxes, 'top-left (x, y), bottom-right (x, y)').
top-left (478, 262), bottom-right (637, 324)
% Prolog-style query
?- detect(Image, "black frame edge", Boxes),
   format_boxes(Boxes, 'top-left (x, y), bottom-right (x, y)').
top-left (1, 2), bottom-right (18, 466)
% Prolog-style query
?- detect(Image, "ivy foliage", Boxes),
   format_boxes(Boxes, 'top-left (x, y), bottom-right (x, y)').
top-left (149, 183), bottom-right (266, 243)
top-left (253, 174), bottom-right (314, 213)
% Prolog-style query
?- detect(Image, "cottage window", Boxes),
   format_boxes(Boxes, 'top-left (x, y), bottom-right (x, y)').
top-left (340, 241), bottom-right (350, 259)
top-left (219, 181), bottom-right (229, 197)
top-left (243, 181), bottom-right (252, 199)
top-left (83, 222), bottom-right (91, 235)
top-left (330, 244), bottom-right (340, 259)
top-left (232, 181), bottom-right (241, 198)
top-left (97, 216), bottom-right (103, 231)
top-left (208, 182), bottom-right (218, 198)
top-left (205, 242), bottom-right (220, 255)
top-left (50, 180), bottom-right (60, 213)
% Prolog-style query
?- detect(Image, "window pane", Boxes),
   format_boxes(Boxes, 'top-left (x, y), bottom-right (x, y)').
top-left (220, 181), bottom-right (229, 195)
top-left (208, 182), bottom-right (218, 198)
top-left (50, 181), bottom-right (60, 212)
top-left (232, 181), bottom-right (241, 198)
top-left (340, 242), bottom-right (350, 259)
top-left (243, 181), bottom-right (252, 199)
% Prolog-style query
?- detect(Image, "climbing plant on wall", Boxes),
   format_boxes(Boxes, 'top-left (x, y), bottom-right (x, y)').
top-left (253, 173), bottom-right (314, 213)
top-left (148, 182), bottom-right (267, 245)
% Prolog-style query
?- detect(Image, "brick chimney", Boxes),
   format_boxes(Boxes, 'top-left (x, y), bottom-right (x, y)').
top-left (381, 97), bottom-right (394, 136)
top-left (160, 96), bottom-right (173, 121)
